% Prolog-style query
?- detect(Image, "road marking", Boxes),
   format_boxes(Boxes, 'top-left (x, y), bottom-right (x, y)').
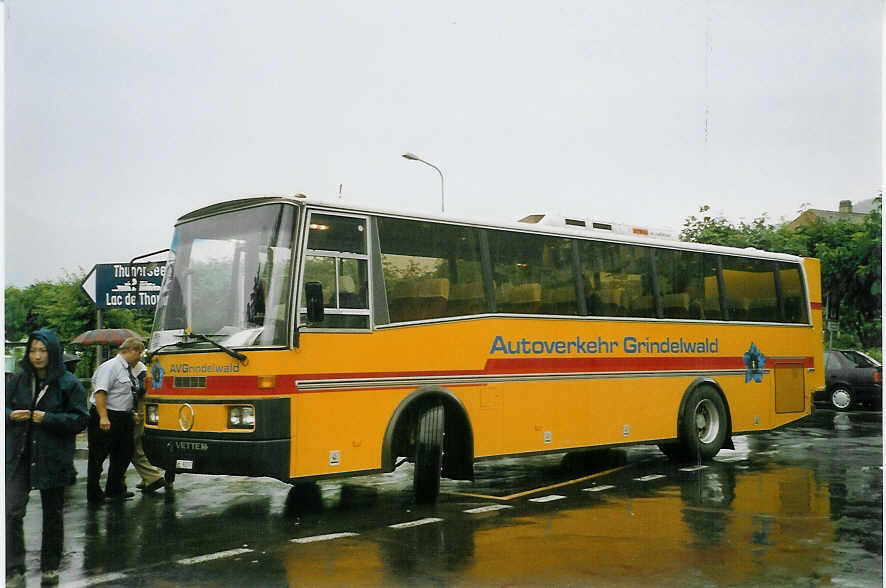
top-left (679, 465), bottom-right (709, 472)
top-left (389, 517), bottom-right (443, 529)
top-left (529, 494), bottom-right (566, 503)
top-left (634, 474), bottom-right (665, 482)
top-left (715, 456), bottom-right (746, 462)
top-left (66, 572), bottom-right (129, 587)
top-left (464, 504), bottom-right (513, 514)
top-left (177, 548), bottom-right (254, 565)
top-left (291, 532), bottom-right (359, 543)
top-left (447, 464), bottom-right (629, 501)
top-left (582, 484), bottom-right (615, 492)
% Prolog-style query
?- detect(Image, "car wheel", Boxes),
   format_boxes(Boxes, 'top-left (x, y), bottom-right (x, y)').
top-left (830, 386), bottom-right (853, 411)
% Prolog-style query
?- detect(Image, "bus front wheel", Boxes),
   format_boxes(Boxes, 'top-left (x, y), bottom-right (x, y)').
top-left (680, 386), bottom-right (728, 461)
top-left (413, 403), bottom-right (444, 504)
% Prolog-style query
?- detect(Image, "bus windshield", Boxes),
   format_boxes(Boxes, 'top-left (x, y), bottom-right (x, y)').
top-left (150, 204), bottom-right (298, 351)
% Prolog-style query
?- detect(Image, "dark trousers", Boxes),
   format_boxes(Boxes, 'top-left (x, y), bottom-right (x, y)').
top-left (87, 407), bottom-right (135, 497)
top-left (6, 462), bottom-right (65, 575)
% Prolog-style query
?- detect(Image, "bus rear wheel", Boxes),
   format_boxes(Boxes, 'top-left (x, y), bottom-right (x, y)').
top-left (680, 386), bottom-right (728, 461)
top-left (663, 386), bottom-right (728, 462)
top-left (413, 403), bottom-right (444, 504)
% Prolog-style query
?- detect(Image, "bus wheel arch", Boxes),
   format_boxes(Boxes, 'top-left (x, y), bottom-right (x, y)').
top-left (667, 378), bottom-right (734, 460)
top-left (381, 386), bottom-right (474, 481)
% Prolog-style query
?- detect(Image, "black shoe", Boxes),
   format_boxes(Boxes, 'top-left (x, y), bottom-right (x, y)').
top-left (142, 478), bottom-right (166, 493)
top-left (87, 490), bottom-right (106, 503)
top-left (41, 569), bottom-right (60, 586)
top-left (105, 491), bottom-right (135, 501)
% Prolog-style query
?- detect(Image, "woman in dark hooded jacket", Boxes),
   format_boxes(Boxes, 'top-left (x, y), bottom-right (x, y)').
top-left (6, 329), bottom-right (88, 587)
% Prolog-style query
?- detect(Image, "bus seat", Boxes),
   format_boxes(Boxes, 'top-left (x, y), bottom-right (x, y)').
top-left (415, 278), bottom-right (450, 319)
top-left (631, 294), bottom-right (655, 317)
top-left (338, 275), bottom-right (363, 309)
top-left (727, 296), bottom-right (750, 321)
top-left (662, 292), bottom-right (690, 318)
top-left (748, 297), bottom-right (777, 322)
top-left (497, 283), bottom-right (542, 313)
top-left (700, 297), bottom-right (722, 320)
top-left (448, 281), bottom-right (487, 316)
top-left (388, 280), bottom-right (418, 322)
top-left (541, 285), bottom-right (578, 315)
top-left (589, 287), bottom-right (625, 316)
top-left (783, 295), bottom-right (805, 322)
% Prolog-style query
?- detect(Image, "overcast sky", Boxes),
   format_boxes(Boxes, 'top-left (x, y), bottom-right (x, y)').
top-left (4, 1), bottom-right (882, 287)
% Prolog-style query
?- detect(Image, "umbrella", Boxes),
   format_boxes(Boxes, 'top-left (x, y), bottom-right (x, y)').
top-left (71, 328), bottom-right (142, 346)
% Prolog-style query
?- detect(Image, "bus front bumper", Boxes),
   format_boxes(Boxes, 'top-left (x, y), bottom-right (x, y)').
top-left (143, 433), bottom-right (291, 482)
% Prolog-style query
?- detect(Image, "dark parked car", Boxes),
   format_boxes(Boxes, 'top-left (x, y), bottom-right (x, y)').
top-left (815, 349), bottom-right (882, 410)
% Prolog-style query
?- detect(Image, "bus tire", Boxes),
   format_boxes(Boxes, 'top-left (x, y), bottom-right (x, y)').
top-left (413, 403), bottom-right (444, 504)
top-left (679, 385), bottom-right (728, 461)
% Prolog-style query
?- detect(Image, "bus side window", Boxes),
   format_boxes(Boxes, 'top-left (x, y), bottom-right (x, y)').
top-left (700, 254), bottom-right (724, 320)
top-left (778, 264), bottom-right (809, 323)
top-left (721, 257), bottom-right (779, 322)
top-left (578, 241), bottom-right (634, 317)
top-left (377, 217), bottom-right (487, 323)
top-left (655, 249), bottom-right (708, 320)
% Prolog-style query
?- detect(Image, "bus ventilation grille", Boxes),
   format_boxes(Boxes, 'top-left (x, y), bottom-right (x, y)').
top-left (173, 376), bottom-right (207, 389)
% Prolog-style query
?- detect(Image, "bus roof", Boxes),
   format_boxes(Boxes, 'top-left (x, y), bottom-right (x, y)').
top-left (176, 194), bottom-right (807, 264)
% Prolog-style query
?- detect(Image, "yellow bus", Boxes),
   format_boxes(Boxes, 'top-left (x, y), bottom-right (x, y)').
top-left (142, 195), bottom-right (824, 502)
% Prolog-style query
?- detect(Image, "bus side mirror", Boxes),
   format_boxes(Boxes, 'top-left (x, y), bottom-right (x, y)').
top-left (305, 282), bottom-right (325, 323)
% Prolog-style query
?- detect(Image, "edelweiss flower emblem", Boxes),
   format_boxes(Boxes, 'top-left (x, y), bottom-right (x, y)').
top-left (151, 362), bottom-right (165, 389)
top-left (743, 343), bottom-right (766, 384)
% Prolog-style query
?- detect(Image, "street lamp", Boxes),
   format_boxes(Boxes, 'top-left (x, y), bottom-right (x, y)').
top-left (402, 152), bottom-right (445, 214)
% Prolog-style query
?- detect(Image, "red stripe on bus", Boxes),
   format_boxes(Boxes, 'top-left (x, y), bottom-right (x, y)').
top-left (810, 302), bottom-right (823, 310)
top-left (147, 355), bottom-right (813, 396)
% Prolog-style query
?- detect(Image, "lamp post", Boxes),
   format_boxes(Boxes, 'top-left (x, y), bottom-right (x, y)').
top-left (402, 152), bottom-right (445, 213)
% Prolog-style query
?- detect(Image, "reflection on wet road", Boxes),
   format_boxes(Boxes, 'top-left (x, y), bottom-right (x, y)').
top-left (23, 409), bottom-right (882, 586)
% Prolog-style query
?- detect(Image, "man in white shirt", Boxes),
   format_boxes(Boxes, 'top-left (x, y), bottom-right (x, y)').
top-left (86, 337), bottom-right (144, 502)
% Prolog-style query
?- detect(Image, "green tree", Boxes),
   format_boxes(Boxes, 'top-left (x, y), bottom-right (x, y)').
top-left (680, 199), bottom-right (882, 349)
top-left (5, 272), bottom-right (154, 378)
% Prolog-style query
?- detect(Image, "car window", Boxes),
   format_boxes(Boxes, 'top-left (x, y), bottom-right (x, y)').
top-left (841, 350), bottom-right (879, 368)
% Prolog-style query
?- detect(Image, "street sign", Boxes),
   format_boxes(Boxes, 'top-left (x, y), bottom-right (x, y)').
top-left (81, 262), bottom-right (167, 309)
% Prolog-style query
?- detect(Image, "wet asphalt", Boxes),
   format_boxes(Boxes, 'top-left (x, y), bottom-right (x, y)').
top-left (14, 407), bottom-right (883, 587)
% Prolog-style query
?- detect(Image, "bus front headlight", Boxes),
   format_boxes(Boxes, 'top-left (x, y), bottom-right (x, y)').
top-left (228, 406), bottom-right (255, 430)
top-left (146, 404), bottom-right (159, 426)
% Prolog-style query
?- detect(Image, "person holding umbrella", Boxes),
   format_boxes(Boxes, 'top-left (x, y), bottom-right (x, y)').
top-left (6, 329), bottom-right (89, 587)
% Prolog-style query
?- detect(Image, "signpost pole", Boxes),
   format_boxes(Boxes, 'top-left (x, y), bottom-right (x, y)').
top-left (96, 308), bottom-right (104, 370)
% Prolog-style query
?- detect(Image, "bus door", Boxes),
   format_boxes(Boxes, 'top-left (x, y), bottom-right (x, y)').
top-left (300, 212), bottom-right (371, 330)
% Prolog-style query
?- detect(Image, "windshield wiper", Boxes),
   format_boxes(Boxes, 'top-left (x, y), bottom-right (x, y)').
top-left (186, 332), bottom-right (248, 363)
top-left (145, 333), bottom-right (247, 364)
top-left (144, 340), bottom-right (198, 363)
